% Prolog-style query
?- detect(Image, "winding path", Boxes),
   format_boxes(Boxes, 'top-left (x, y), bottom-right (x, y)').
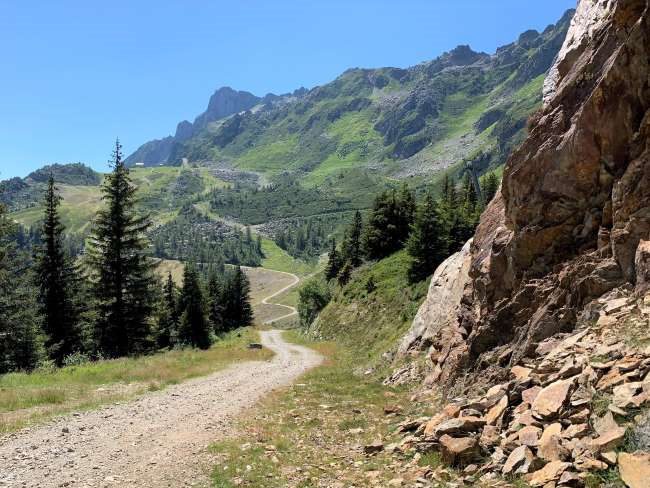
top-left (0, 330), bottom-right (322, 488)
top-left (260, 270), bottom-right (300, 324)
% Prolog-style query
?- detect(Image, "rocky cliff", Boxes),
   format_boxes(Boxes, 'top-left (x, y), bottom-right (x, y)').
top-left (401, 0), bottom-right (650, 387)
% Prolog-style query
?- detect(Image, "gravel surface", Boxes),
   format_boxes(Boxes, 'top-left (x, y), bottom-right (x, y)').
top-left (0, 330), bottom-right (322, 488)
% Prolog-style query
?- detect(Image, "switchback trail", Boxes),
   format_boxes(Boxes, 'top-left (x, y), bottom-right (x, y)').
top-left (0, 330), bottom-right (322, 488)
top-left (260, 269), bottom-right (300, 324)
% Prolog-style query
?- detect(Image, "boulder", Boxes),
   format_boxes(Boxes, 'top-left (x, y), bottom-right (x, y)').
top-left (538, 423), bottom-right (568, 462)
top-left (439, 435), bottom-right (478, 466)
top-left (619, 451), bottom-right (650, 488)
top-left (635, 240), bottom-right (650, 295)
top-left (518, 425), bottom-right (542, 447)
top-left (532, 379), bottom-right (573, 418)
top-left (589, 426), bottom-right (627, 453)
top-left (485, 395), bottom-right (508, 425)
top-left (526, 461), bottom-right (570, 487)
top-left (434, 417), bottom-right (486, 437)
top-left (502, 445), bottom-right (536, 475)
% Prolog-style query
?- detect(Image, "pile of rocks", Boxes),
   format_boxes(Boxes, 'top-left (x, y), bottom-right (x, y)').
top-left (393, 322), bottom-right (650, 487)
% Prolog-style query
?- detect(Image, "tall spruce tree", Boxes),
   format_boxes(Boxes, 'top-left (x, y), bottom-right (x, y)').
top-left (207, 270), bottom-right (225, 335)
top-left (35, 175), bottom-right (82, 365)
top-left (397, 183), bottom-right (416, 238)
top-left (324, 238), bottom-right (342, 281)
top-left (341, 211), bottom-right (363, 267)
top-left (406, 193), bottom-right (447, 283)
top-left (362, 190), bottom-right (404, 260)
top-left (482, 172), bottom-right (500, 204)
top-left (0, 202), bottom-right (43, 373)
top-left (87, 140), bottom-right (156, 358)
top-left (223, 266), bottom-right (253, 331)
top-left (178, 264), bottom-right (212, 349)
top-left (156, 272), bottom-right (178, 349)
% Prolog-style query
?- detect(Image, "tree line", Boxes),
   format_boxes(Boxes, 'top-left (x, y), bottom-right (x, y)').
top-left (0, 141), bottom-right (253, 374)
top-left (298, 170), bottom-right (499, 327)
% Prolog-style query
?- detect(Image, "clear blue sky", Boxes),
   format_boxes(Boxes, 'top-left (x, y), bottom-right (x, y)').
top-left (0, 0), bottom-right (575, 178)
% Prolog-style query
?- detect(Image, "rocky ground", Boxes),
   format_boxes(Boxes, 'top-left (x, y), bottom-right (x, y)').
top-left (0, 330), bottom-right (322, 488)
top-left (385, 292), bottom-right (650, 487)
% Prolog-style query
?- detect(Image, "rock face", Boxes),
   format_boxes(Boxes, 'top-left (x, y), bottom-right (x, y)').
top-left (396, 240), bottom-right (472, 382)
top-left (419, 0), bottom-right (650, 386)
top-left (125, 87), bottom-right (261, 166)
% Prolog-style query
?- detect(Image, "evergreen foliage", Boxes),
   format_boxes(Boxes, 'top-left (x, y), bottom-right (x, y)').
top-left (0, 201), bottom-right (43, 373)
top-left (297, 277), bottom-right (332, 327)
top-left (342, 211), bottom-right (363, 267)
top-left (178, 263), bottom-right (212, 349)
top-left (35, 176), bottom-right (83, 365)
top-left (87, 140), bottom-right (157, 358)
top-left (207, 271), bottom-right (225, 335)
top-left (406, 192), bottom-right (446, 283)
top-left (222, 266), bottom-right (253, 331)
top-left (156, 272), bottom-right (179, 349)
top-left (324, 239), bottom-right (342, 281)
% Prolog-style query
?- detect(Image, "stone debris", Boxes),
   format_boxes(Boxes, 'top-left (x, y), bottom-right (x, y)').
top-left (392, 324), bottom-right (650, 487)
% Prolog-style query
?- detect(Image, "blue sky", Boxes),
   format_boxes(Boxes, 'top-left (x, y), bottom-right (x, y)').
top-left (0, 0), bottom-right (575, 178)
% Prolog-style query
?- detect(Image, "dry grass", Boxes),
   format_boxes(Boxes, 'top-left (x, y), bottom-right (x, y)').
top-left (0, 328), bottom-right (272, 433)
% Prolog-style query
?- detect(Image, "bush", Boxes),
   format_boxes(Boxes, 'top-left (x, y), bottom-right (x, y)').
top-left (298, 277), bottom-right (332, 328)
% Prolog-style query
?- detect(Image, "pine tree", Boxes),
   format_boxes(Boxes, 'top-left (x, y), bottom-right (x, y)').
top-left (156, 272), bottom-right (178, 349)
top-left (0, 202), bottom-right (43, 373)
top-left (342, 211), bottom-right (363, 267)
top-left (362, 190), bottom-right (403, 260)
top-left (482, 172), bottom-right (500, 204)
top-left (207, 271), bottom-right (225, 335)
top-left (397, 183), bottom-right (416, 239)
top-left (324, 238), bottom-right (342, 281)
top-left (223, 266), bottom-right (253, 331)
top-left (35, 175), bottom-right (82, 365)
top-left (337, 261), bottom-right (352, 286)
top-left (178, 263), bottom-right (212, 349)
top-left (87, 140), bottom-right (156, 358)
top-left (406, 193), bottom-right (447, 283)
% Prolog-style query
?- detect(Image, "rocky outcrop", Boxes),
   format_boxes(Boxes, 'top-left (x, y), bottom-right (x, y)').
top-left (125, 87), bottom-right (261, 166)
top-left (397, 240), bottom-right (472, 364)
top-left (420, 0), bottom-right (650, 387)
top-left (391, 299), bottom-right (650, 486)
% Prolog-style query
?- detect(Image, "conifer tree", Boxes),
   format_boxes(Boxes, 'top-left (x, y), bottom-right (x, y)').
top-left (397, 183), bottom-right (416, 238)
top-left (337, 261), bottom-right (352, 286)
top-left (207, 271), bottom-right (225, 335)
top-left (324, 238), bottom-right (342, 281)
top-left (87, 140), bottom-right (156, 358)
top-left (35, 175), bottom-right (82, 365)
top-left (178, 263), bottom-right (212, 349)
top-left (156, 272), bottom-right (178, 349)
top-left (406, 193), bottom-right (447, 283)
top-left (482, 172), bottom-right (500, 204)
top-left (362, 190), bottom-right (404, 260)
top-left (223, 266), bottom-right (253, 331)
top-left (0, 202), bottom-right (43, 373)
top-left (342, 211), bottom-right (363, 267)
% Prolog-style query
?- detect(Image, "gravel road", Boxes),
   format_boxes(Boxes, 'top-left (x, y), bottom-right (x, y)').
top-left (0, 330), bottom-right (322, 488)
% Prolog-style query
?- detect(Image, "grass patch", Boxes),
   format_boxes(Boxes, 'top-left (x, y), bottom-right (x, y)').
top-left (261, 238), bottom-right (318, 276)
top-left (209, 331), bottom-right (422, 487)
top-left (0, 328), bottom-right (272, 433)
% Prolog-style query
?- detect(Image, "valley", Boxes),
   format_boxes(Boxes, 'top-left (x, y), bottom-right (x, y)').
top-left (2, 2), bottom-right (650, 488)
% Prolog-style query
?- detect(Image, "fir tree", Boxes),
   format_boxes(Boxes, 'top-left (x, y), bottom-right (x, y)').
top-left (324, 238), bottom-right (342, 281)
top-left (223, 266), bottom-right (253, 331)
top-left (35, 175), bottom-right (82, 365)
top-left (0, 202), bottom-right (43, 373)
top-left (397, 183), bottom-right (416, 238)
top-left (482, 172), bottom-right (500, 204)
top-left (342, 211), bottom-right (363, 267)
top-left (87, 140), bottom-right (156, 358)
top-left (156, 272), bottom-right (178, 349)
top-left (362, 190), bottom-right (404, 260)
top-left (406, 193), bottom-right (447, 283)
top-left (337, 261), bottom-right (352, 286)
top-left (178, 263), bottom-right (212, 349)
top-left (207, 270), bottom-right (225, 335)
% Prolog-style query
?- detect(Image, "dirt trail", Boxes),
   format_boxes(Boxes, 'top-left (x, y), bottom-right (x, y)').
top-left (0, 330), bottom-right (322, 488)
top-left (259, 270), bottom-right (300, 324)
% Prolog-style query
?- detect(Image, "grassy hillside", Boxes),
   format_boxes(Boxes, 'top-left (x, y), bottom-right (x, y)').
top-left (126, 10), bottom-right (572, 189)
top-left (312, 251), bottom-right (429, 368)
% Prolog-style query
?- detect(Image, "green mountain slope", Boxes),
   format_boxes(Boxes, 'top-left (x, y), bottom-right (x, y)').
top-left (127, 10), bottom-right (573, 185)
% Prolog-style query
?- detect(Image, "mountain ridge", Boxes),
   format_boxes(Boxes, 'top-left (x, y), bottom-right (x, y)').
top-left (126, 9), bottom-right (574, 184)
